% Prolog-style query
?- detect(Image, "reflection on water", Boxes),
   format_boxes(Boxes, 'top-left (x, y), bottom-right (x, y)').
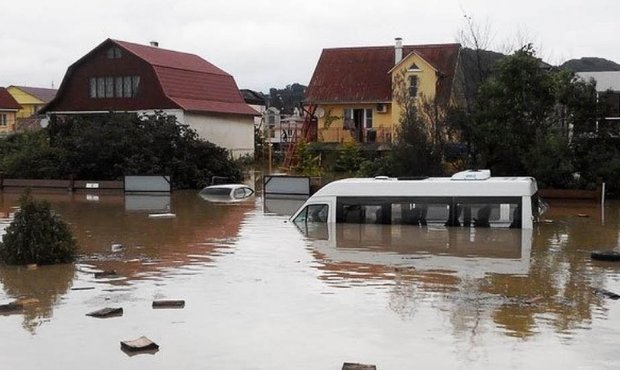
top-left (0, 192), bottom-right (620, 369)
top-left (0, 264), bottom-right (75, 334)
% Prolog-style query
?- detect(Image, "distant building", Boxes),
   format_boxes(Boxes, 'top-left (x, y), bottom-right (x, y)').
top-left (7, 86), bottom-right (57, 118)
top-left (240, 89), bottom-right (267, 129)
top-left (305, 39), bottom-right (461, 144)
top-left (264, 107), bottom-right (304, 150)
top-left (42, 39), bottom-right (258, 157)
top-left (577, 71), bottom-right (620, 131)
top-left (0, 87), bottom-right (22, 135)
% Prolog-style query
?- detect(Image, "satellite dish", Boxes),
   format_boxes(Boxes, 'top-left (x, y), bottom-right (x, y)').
top-left (40, 118), bottom-right (49, 128)
top-left (315, 107), bottom-right (325, 118)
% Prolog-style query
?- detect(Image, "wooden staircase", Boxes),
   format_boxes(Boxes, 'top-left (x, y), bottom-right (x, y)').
top-left (282, 104), bottom-right (318, 170)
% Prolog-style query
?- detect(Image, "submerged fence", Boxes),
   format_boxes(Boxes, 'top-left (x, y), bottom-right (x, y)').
top-left (0, 175), bottom-right (170, 193)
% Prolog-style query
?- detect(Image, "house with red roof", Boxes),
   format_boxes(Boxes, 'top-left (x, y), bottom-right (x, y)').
top-left (42, 39), bottom-right (257, 157)
top-left (0, 87), bottom-right (22, 135)
top-left (305, 38), bottom-right (461, 144)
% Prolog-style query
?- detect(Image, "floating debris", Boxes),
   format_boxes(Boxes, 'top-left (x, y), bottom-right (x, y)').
top-left (71, 287), bottom-right (95, 291)
top-left (590, 250), bottom-right (620, 262)
top-left (148, 213), bottom-right (176, 219)
top-left (0, 302), bottom-right (23, 314)
top-left (15, 298), bottom-right (39, 306)
top-left (111, 243), bottom-right (124, 252)
top-left (593, 288), bottom-right (620, 300)
top-left (120, 336), bottom-right (159, 352)
top-left (26, 264), bottom-right (38, 270)
top-left (86, 307), bottom-right (124, 318)
top-left (524, 295), bottom-right (544, 305)
top-left (152, 300), bottom-right (185, 309)
top-left (94, 270), bottom-right (118, 278)
top-left (577, 213), bottom-right (589, 218)
top-left (342, 363), bottom-right (377, 370)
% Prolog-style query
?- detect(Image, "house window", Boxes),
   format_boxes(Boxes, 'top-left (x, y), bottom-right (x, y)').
top-left (89, 75), bottom-right (141, 98)
top-left (132, 76), bottom-right (140, 97)
top-left (365, 109), bottom-right (373, 128)
top-left (106, 47), bottom-right (122, 59)
top-left (89, 78), bottom-right (97, 98)
top-left (0, 114), bottom-right (6, 126)
top-left (105, 77), bottom-right (114, 98)
top-left (97, 77), bottom-right (105, 98)
top-left (408, 75), bottom-right (419, 98)
top-left (115, 77), bottom-right (123, 98)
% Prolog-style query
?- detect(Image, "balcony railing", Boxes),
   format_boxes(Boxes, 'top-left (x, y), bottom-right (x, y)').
top-left (318, 126), bottom-right (393, 144)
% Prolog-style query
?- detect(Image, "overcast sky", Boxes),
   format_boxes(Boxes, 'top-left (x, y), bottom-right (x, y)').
top-left (1, 0), bottom-right (618, 93)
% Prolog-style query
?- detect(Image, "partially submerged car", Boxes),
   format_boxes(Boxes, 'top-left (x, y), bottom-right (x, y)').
top-left (199, 184), bottom-right (255, 203)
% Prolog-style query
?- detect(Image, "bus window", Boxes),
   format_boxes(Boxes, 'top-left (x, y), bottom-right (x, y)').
top-left (294, 204), bottom-right (329, 224)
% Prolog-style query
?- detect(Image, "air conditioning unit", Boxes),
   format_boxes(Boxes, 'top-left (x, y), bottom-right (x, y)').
top-left (376, 103), bottom-right (388, 113)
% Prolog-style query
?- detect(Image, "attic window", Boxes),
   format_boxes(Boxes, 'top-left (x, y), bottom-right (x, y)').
top-left (408, 63), bottom-right (421, 72)
top-left (106, 47), bottom-right (122, 59)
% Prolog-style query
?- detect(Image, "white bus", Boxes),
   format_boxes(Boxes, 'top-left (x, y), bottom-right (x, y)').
top-left (290, 170), bottom-right (540, 229)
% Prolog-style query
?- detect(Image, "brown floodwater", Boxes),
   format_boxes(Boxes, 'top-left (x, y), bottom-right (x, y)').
top-left (1, 190), bottom-right (620, 369)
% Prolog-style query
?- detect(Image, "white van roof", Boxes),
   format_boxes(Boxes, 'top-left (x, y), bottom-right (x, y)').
top-left (311, 174), bottom-right (537, 198)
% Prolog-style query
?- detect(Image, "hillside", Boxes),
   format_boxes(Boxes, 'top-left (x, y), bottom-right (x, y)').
top-left (560, 57), bottom-right (620, 72)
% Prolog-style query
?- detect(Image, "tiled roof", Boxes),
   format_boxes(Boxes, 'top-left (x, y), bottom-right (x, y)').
top-left (11, 86), bottom-right (57, 103)
top-left (113, 40), bottom-right (256, 116)
top-left (0, 87), bottom-right (21, 110)
top-left (305, 43), bottom-right (461, 106)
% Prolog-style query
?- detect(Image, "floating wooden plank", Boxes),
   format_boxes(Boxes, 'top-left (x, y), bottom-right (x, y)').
top-left (148, 213), bottom-right (176, 219)
top-left (86, 307), bottom-right (124, 318)
top-left (71, 287), bottom-right (95, 291)
top-left (342, 363), bottom-right (377, 370)
top-left (94, 270), bottom-right (118, 278)
top-left (120, 336), bottom-right (159, 352)
top-left (152, 300), bottom-right (185, 309)
top-left (593, 288), bottom-right (620, 300)
top-left (591, 250), bottom-right (620, 262)
top-left (0, 302), bottom-right (23, 314)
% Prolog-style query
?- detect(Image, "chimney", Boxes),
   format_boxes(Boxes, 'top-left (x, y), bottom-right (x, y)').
top-left (394, 37), bottom-right (403, 64)
top-left (150, 41), bottom-right (159, 47)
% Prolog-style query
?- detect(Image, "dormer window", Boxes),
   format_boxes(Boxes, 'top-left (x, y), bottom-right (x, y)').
top-left (106, 47), bottom-right (122, 59)
top-left (408, 63), bottom-right (421, 72)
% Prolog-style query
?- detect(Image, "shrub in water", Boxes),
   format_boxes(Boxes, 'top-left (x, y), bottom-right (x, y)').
top-left (0, 194), bottom-right (77, 265)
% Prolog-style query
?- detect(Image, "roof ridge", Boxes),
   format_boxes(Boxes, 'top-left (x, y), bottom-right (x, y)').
top-left (323, 43), bottom-right (461, 51)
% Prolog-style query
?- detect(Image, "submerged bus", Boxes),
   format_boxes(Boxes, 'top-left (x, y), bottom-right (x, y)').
top-left (290, 170), bottom-right (540, 229)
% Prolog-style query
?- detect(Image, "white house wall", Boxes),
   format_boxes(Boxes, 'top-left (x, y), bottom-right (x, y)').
top-left (184, 112), bottom-right (254, 158)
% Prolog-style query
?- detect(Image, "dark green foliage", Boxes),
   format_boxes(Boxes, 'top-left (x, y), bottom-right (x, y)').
top-left (292, 140), bottom-right (321, 176)
top-left (0, 113), bottom-right (241, 189)
top-left (0, 193), bottom-right (77, 265)
top-left (390, 108), bottom-right (443, 177)
top-left (573, 136), bottom-right (620, 195)
top-left (334, 141), bottom-right (362, 174)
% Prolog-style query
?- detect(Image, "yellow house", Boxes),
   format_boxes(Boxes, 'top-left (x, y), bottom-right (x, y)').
top-left (0, 87), bottom-right (21, 135)
top-left (7, 85), bottom-right (57, 118)
top-left (305, 39), bottom-right (461, 144)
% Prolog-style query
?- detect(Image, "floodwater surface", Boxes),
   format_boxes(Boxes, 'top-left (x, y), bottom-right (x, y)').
top-left (0, 191), bottom-right (619, 369)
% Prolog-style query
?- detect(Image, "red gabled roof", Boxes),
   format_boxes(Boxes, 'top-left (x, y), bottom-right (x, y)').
top-left (112, 40), bottom-right (257, 116)
top-left (10, 86), bottom-right (57, 103)
top-left (305, 43), bottom-right (461, 106)
top-left (0, 87), bottom-right (22, 110)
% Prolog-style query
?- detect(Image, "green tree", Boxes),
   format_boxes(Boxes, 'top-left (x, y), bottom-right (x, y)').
top-left (389, 70), bottom-right (443, 177)
top-left (334, 141), bottom-right (362, 174)
top-left (0, 112), bottom-right (242, 189)
top-left (0, 193), bottom-right (77, 265)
